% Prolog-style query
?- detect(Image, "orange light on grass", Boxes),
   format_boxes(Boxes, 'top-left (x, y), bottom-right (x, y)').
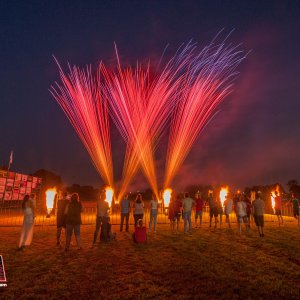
top-left (219, 187), bottom-right (228, 207)
top-left (163, 188), bottom-right (172, 208)
top-left (105, 186), bottom-right (114, 208)
top-left (46, 188), bottom-right (57, 215)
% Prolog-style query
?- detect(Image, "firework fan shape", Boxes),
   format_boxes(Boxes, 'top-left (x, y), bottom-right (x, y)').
top-left (164, 36), bottom-right (246, 187)
top-left (50, 61), bottom-right (114, 187)
top-left (101, 45), bottom-right (193, 200)
top-left (50, 33), bottom-right (246, 198)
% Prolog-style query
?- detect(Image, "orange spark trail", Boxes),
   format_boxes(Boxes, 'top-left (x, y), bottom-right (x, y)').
top-left (50, 62), bottom-right (114, 187)
top-left (164, 40), bottom-right (246, 187)
top-left (102, 49), bottom-right (186, 201)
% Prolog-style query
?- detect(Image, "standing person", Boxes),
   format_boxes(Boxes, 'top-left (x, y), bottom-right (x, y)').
top-left (207, 194), bottom-right (219, 228)
top-left (133, 193), bottom-right (144, 227)
top-left (56, 191), bottom-right (69, 246)
top-left (93, 189), bottom-right (109, 244)
top-left (236, 196), bottom-right (249, 235)
top-left (224, 194), bottom-right (233, 228)
top-left (244, 194), bottom-right (252, 228)
top-left (217, 198), bottom-right (223, 227)
top-left (149, 194), bottom-right (159, 233)
top-left (65, 193), bottom-right (83, 251)
top-left (194, 192), bottom-right (205, 228)
top-left (18, 195), bottom-right (35, 250)
top-left (168, 196), bottom-right (177, 233)
top-left (182, 192), bottom-right (194, 235)
top-left (290, 193), bottom-right (300, 226)
top-left (253, 192), bottom-right (265, 237)
top-left (274, 191), bottom-right (284, 226)
top-left (120, 194), bottom-right (130, 232)
top-left (174, 196), bottom-right (182, 231)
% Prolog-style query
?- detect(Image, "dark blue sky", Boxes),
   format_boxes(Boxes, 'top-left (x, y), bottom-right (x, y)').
top-left (1, 1), bottom-right (300, 191)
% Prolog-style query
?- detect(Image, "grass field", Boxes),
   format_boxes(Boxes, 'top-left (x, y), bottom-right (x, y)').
top-left (0, 221), bottom-right (299, 299)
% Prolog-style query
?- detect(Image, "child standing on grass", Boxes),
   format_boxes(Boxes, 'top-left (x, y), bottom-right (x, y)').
top-left (64, 193), bottom-right (83, 251)
top-left (236, 196), bottom-right (249, 235)
top-left (133, 219), bottom-right (147, 243)
top-left (253, 192), bottom-right (265, 237)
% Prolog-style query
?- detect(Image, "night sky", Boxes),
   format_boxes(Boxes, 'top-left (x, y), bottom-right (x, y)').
top-left (1, 1), bottom-right (300, 191)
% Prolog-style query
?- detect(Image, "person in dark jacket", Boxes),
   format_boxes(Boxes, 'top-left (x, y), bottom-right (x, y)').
top-left (56, 191), bottom-right (69, 246)
top-left (64, 193), bottom-right (83, 251)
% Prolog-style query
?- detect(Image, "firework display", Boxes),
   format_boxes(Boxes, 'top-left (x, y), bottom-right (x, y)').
top-left (51, 35), bottom-right (245, 197)
top-left (50, 62), bottom-right (114, 187)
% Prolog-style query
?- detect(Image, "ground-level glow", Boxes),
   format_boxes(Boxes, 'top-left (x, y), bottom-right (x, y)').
top-left (163, 188), bottom-right (172, 208)
top-left (105, 186), bottom-right (114, 208)
top-left (220, 187), bottom-right (229, 207)
top-left (45, 188), bottom-right (57, 214)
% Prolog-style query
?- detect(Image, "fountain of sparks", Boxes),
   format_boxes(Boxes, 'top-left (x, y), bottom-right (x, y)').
top-left (50, 62), bottom-right (114, 187)
top-left (50, 34), bottom-right (246, 199)
top-left (164, 39), bottom-right (246, 188)
top-left (101, 45), bottom-right (190, 202)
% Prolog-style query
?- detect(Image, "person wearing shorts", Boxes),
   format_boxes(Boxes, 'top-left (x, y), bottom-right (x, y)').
top-left (253, 192), bottom-right (265, 237)
top-left (224, 194), bottom-right (233, 228)
top-left (194, 192), bottom-right (205, 228)
top-left (236, 197), bottom-right (249, 235)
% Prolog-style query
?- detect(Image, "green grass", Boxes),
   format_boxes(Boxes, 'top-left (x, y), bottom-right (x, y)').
top-left (0, 222), bottom-right (300, 299)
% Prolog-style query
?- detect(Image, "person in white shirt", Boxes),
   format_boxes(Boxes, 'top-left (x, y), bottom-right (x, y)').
top-left (224, 194), bottom-right (233, 228)
top-left (149, 194), bottom-right (159, 233)
top-left (18, 195), bottom-right (35, 250)
top-left (236, 196), bottom-right (249, 234)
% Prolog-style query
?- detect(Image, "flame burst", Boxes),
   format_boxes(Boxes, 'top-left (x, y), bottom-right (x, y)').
top-left (271, 185), bottom-right (280, 213)
top-left (46, 188), bottom-right (57, 213)
top-left (219, 187), bottom-right (228, 207)
top-left (163, 188), bottom-right (172, 208)
top-left (105, 186), bottom-right (114, 208)
top-left (50, 61), bottom-right (114, 187)
top-left (164, 39), bottom-right (246, 187)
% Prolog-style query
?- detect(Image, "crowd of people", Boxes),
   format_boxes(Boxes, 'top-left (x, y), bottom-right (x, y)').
top-left (17, 188), bottom-right (300, 251)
